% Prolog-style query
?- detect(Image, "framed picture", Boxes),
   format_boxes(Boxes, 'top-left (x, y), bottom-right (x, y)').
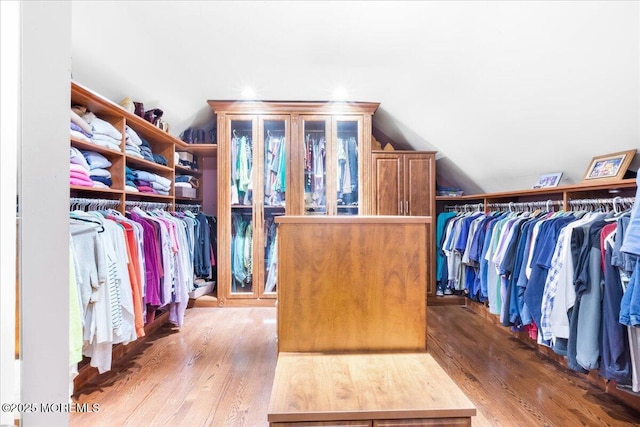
top-left (583, 149), bottom-right (636, 181)
top-left (532, 172), bottom-right (563, 189)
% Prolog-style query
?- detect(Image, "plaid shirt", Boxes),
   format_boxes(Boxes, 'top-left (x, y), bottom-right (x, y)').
top-left (540, 228), bottom-right (566, 340)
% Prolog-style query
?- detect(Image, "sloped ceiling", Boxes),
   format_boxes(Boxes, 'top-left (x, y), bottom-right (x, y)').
top-left (71, 1), bottom-right (640, 194)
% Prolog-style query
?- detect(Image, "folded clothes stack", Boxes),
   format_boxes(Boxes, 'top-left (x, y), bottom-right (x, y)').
top-left (131, 169), bottom-right (172, 195)
top-left (69, 147), bottom-right (113, 189)
top-left (82, 150), bottom-right (113, 188)
top-left (175, 175), bottom-right (199, 189)
top-left (71, 105), bottom-right (123, 152)
top-left (125, 126), bottom-right (144, 159)
top-left (70, 147), bottom-right (94, 188)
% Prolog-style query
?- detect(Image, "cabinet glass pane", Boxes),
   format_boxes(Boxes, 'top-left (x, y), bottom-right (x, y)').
top-left (263, 211), bottom-right (279, 294)
top-left (230, 119), bottom-right (253, 293)
top-left (303, 121), bottom-right (327, 215)
top-left (231, 210), bottom-right (253, 293)
top-left (231, 120), bottom-right (253, 207)
top-left (336, 121), bottom-right (359, 215)
top-left (264, 121), bottom-right (286, 207)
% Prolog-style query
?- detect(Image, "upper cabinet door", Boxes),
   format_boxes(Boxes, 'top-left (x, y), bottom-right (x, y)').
top-left (405, 153), bottom-right (433, 216)
top-left (372, 153), bottom-right (403, 215)
top-left (332, 117), bottom-right (363, 216)
top-left (300, 116), bottom-right (331, 215)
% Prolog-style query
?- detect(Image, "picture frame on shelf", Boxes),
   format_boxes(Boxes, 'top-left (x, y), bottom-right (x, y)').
top-left (532, 172), bottom-right (563, 189)
top-left (582, 149), bottom-right (636, 181)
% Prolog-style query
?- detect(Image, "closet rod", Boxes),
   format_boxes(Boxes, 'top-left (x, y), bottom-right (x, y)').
top-left (445, 203), bottom-right (484, 212)
top-left (124, 200), bottom-right (171, 211)
top-left (174, 203), bottom-right (201, 213)
top-left (70, 197), bottom-right (120, 211)
top-left (568, 196), bottom-right (635, 212)
top-left (487, 200), bottom-right (563, 212)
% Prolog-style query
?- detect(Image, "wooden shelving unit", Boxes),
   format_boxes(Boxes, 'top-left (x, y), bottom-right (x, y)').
top-left (69, 80), bottom-right (218, 392)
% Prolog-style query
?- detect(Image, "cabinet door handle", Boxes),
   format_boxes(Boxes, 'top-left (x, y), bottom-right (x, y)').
top-left (405, 201), bottom-right (409, 215)
top-left (399, 201), bottom-right (403, 215)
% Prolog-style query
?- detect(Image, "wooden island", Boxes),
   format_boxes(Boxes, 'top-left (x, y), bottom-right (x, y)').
top-left (269, 216), bottom-right (476, 427)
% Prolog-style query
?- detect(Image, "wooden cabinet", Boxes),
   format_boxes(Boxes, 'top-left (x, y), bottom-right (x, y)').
top-left (372, 151), bottom-right (436, 296)
top-left (208, 101), bottom-right (379, 306)
top-left (372, 151), bottom-right (435, 216)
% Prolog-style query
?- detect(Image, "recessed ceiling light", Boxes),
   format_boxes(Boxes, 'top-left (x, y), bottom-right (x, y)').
top-left (332, 87), bottom-right (348, 101)
top-left (241, 87), bottom-right (256, 99)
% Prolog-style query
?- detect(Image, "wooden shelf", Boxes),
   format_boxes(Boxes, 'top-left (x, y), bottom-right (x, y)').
top-left (124, 191), bottom-right (174, 201)
top-left (70, 137), bottom-right (123, 156)
top-left (70, 185), bottom-right (123, 195)
top-left (436, 178), bottom-right (637, 202)
top-left (175, 141), bottom-right (218, 154)
top-left (175, 164), bottom-right (202, 175)
top-left (126, 156), bottom-right (174, 174)
top-left (175, 196), bottom-right (202, 202)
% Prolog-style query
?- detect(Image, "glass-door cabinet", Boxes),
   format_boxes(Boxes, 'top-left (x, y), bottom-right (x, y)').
top-left (210, 100), bottom-right (378, 306)
top-left (219, 112), bottom-right (290, 305)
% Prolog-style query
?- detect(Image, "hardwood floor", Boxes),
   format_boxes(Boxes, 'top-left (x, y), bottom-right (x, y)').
top-left (428, 306), bottom-right (640, 427)
top-left (72, 306), bottom-right (640, 427)
top-left (72, 307), bottom-right (278, 427)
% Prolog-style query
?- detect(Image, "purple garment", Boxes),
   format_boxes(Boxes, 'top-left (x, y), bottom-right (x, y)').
top-left (128, 212), bottom-right (162, 306)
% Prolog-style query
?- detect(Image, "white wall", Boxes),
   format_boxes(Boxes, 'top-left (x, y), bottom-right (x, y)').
top-left (69, 1), bottom-right (640, 194)
top-left (20, 2), bottom-right (71, 425)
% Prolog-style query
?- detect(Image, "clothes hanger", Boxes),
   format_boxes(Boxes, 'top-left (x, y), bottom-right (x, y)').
top-left (70, 213), bottom-right (104, 233)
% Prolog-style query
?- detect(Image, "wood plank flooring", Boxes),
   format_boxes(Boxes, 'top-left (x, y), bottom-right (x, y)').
top-left (71, 306), bottom-right (640, 427)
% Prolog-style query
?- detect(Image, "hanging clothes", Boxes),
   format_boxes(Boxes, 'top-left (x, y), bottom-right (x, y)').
top-left (68, 206), bottom-right (203, 396)
top-left (440, 198), bottom-right (639, 384)
top-left (264, 131), bottom-right (286, 207)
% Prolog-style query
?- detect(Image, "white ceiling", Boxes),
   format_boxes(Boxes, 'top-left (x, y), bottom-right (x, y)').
top-left (70, 1), bottom-right (640, 194)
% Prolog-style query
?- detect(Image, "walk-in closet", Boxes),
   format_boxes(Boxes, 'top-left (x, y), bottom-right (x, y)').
top-left (4, 2), bottom-right (640, 426)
